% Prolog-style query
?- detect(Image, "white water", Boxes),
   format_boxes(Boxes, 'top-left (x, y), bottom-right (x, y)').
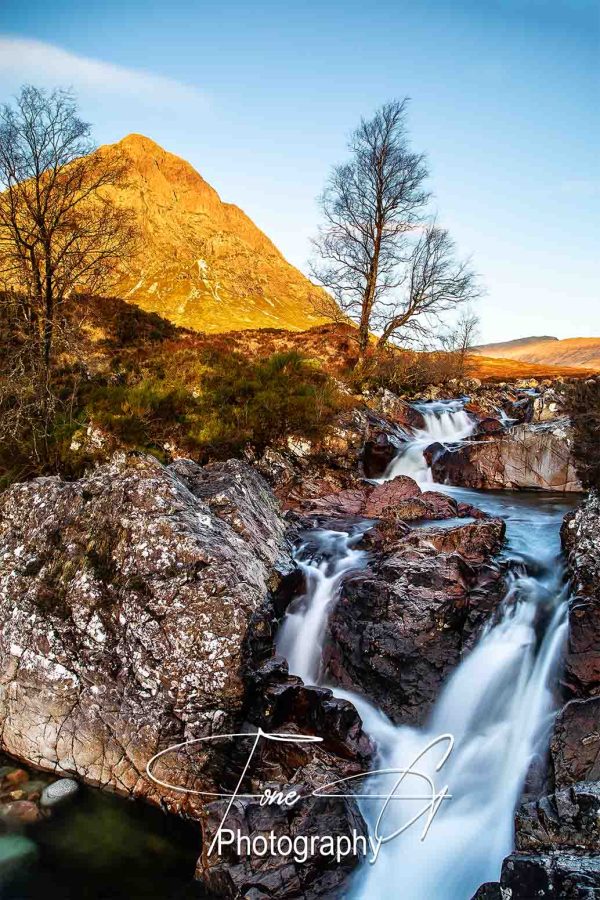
top-left (276, 528), bottom-right (369, 684)
top-left (381, 400), bottom-right (475, 484)
top-left (275, 401), bottom-right (572, 899)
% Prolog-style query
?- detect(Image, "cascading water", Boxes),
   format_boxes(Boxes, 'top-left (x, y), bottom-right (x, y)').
top-left (276, 526), bottom-right (370, 685)
top-left (275, 399), bottom-right (574, 899)
top-left (381, 400), bottom-right (475, 484)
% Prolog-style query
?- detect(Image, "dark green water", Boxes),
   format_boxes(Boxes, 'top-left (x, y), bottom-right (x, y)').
top-left (0, 786), bottom-right (208, 899)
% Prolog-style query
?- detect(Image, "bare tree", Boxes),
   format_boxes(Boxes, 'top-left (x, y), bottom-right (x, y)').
top-left (311, 99), bottom-right (480, 359)
top-left (0, 85), bottom-right (136, 466)
top-left (0, 86), bottom-right (136, 374)
top-left (440, 307), bottom-right (480, 379)
top-left (375, 222), bottom-right (480, 348)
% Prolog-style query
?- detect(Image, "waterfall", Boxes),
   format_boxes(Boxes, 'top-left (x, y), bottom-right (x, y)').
top-left (382, 400), bottom-right (475, 484)
top-left (276, 526), bottom-right (369, 684)
top-left (275, 398), bottom-right (571, 899)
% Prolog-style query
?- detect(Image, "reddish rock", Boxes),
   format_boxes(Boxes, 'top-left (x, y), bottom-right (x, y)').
top-left (379, 497), bottom-right (432, 522)
top-left (475, 417), bottom-right (504, 436)
top-left (296, 486), bottom-right (370, 517)
top-left (363, 476), bottom-right (422, 516)
top-left (420, 491), bottom-right (459, 519)
top-left (1, 799), bottom-right (42, 825)
top-left (2, 769), bottom-right (29, 788)
top-left (457, 501), bottom-right (489, 520)
top-left (432, 421), bottom-right (582, 492)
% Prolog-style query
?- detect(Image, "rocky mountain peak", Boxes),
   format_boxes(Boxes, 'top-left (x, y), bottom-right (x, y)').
top-left (99, 134), bottom-right (328, 333)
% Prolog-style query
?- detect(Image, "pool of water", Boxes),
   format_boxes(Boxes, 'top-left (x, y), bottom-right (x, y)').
top-left (0, 784), bottom-right (206, 899)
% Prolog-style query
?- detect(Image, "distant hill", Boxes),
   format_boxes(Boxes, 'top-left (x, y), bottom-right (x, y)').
top-left (475, 336), bottom-right (600, 371)
top-left (98, 134), bottom-right (329, 333)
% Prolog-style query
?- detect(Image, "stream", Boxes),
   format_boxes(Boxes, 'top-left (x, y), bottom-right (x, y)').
top-left (276, 400), bottom-right (576, 900)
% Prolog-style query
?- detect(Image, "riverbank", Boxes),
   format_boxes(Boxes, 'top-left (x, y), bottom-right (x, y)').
top-left (0, 384), bottom-right (597, 898)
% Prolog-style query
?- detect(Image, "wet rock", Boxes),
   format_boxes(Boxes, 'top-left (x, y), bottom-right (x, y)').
top-left (551, 492), bottom-right (600, 800)
top-left (419, 491), bottom-right (460, 519)
top-left (515, 781), bottom-right (600, 852)
top-left (39, 777), bottom-right (79, 809)
top-left (423, 441), bottom-right (446, 467)
top-left (474, 417), bottom-right (504, 437)
top-left (367, 391), bottom-right (426, 430)
top-left (198, 769), bottom-right (368, 899)
top-left (362, 432), bottom-right (401, 479)
top-left (561, 493), bottom-right (600, 697)
top-left (432, 419), bottom-right (582, 492)
top-left (324, 519), bottom-right (506, 724)
top-left (199, 648), bottom-right (373, 896)
top-left (1, 800), bottom-right (42, 826)
top-left (472, 852), bottom-right (600, 899)
top-left (362, 476), bottom-right (422, 516)
top-left (551, 698), bottom-right (600, 787)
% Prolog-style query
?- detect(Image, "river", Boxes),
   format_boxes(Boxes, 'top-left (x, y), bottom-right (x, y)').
top-left (275, 400), bottom-right (577, 900)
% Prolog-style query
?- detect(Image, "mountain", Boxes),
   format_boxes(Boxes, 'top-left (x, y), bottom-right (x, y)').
top-left (475, 336), bottom-right (600, 371)
top-left (101, 134), bottom-right (328, 333)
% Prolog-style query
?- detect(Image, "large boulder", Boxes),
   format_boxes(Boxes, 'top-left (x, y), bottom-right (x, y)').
top-left (289, 475), bottom-right (468, 525)
top-left (550, 492), bottom-right (600, 790)
top-left (0, 454), bottom-right (289, 807)
top-left (324, 519), bottom-right (506, 724)
top-left (0, 453), bottom-right (374, 898)
top-left (432, 419), bottom-right (582, 492)
top-left (561, 492), bottom-right (600, 697)
top-left (0, 455), bottom-right (372, 900)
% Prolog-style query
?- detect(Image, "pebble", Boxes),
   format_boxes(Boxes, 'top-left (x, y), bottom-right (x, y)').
top-left (2, 769), bottom-right (28, 788)
top-left (40, 777), bottom-right (79, 808)
top-left (2, 800), bottom-right (42, 825)
top-left (0, 834), bottom-right (37, 875)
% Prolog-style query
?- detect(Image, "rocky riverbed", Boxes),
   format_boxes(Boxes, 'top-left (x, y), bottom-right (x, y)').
top-left (0, 378), bottom-right (597, 898)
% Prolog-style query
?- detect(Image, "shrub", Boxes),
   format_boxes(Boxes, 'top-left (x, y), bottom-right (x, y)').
top-left (84, 378), bottom-right (194, 451)
top-left (190, 350), bottom-right (341, 457)
top-left (346, 347), bottom-right (470, 395)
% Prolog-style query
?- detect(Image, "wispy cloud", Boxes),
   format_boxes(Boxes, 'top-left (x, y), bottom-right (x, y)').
top-left (0, 36), bottom-right (206, 107)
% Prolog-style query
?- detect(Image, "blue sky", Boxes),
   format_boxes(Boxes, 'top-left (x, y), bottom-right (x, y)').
top-left (0, 0), bottom-right (597, 342)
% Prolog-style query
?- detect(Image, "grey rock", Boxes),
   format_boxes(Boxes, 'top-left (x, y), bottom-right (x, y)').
top-left (0, 453), bottom-right (290, 811)
top-left (516, 781), bottom-right (600, 852)
top-left (472, 852), bottom-right (600, 899)
top-left (40, 777), bottom-right (79, 808)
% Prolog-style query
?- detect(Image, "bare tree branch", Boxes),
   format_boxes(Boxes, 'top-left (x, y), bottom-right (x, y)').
top-left (310, 99), bottom-right (481, 361)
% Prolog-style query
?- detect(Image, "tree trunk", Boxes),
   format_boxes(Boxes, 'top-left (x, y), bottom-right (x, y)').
top-left (357, 223), bottom-right (383, 360)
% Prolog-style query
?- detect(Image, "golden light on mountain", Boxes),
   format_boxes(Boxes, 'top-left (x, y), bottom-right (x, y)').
top-left (103, 134), bottom-right (329, 333)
